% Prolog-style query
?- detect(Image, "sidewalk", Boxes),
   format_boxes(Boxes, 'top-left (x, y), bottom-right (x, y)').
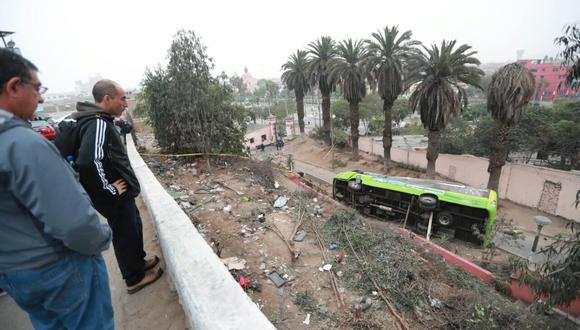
top-left (0, 196), bottom-right (185, 330)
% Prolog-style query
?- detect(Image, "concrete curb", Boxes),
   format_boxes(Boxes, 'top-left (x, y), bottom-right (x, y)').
top-left (126, 136), bottom-right (275, 330)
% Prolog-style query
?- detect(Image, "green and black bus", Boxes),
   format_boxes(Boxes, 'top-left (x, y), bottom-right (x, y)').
top-left (333, 170), bottom-right (497, 246)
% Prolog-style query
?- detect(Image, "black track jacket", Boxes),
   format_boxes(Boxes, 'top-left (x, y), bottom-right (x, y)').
top-left (73, 102), bottom-right (140, 204)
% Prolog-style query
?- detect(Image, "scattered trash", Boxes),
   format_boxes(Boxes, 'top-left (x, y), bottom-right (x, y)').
top-left (274, 181), bottom-right (280, 189)
top-left (178, 195), bottom-right (189, 202)
top-left (336, 270), bottom-right (344, 277)
top-left (293, 230), bottom-right (307, 242)
top-left (170, 184), bottom-right (181, 191)
top-left (239, 276), bottom-right (251, 289)
top-left (329, 242), bottom-right (337, 250)
top-left (303, 313), bottom-right (311, 325)
top-left (259, 262), bottom-right (266, 270)
top-left (353, 297), bottom-right (373, 312)
top-left (179, 201), bottom-right (192, 209)
top-left (313, 198), bottom-right (318, 203)
top-left (337, 254), bottom-right (345, 263)
top-left (430, 298), bottom-right (442, 308)
top-left (282, 273), bottom-right (289, 280)
top-left (318, 307), bottom-right (328, 318)
top-left (257, 213), bottom-right (266, 223)
top-left (210, 187), bottom-right (225, 193)
top-left (267, 271), bottom-right (287, 288)
top-left (223, 205), bottom-right (232, 213)
top-left (191, 168), bottom-right (198, 176)
top-left (221, 257), bottom-right (247, 270)
top-left (273, 196), bottom-right (289, 208)
top-left (319, 264), bottom-right (332, 272)
top-left (242, 196), bottom-right (250, 203)
top-left (372, 291), bottom-right (378, 296)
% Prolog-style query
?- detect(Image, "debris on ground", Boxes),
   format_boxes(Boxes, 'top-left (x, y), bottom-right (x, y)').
top-left (139, 144), bottom-right (570, 329)
top-left (293, 230), bottom-right (307, 242)
top-left (267, 271), bottom-right (287, 288)
top-left (221, 257), bottom-right (247, 271)
top-left (273, 196), bottom-right (289, 208)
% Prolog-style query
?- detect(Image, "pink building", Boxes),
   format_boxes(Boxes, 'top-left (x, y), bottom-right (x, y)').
top-left (242, 67), bottom-right (257, 93)
top-left (518, 59), bottom-right (577, 101)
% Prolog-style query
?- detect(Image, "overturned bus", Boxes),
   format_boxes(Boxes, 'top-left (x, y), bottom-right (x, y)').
top-left (333, 170), bottom-right (497, 246)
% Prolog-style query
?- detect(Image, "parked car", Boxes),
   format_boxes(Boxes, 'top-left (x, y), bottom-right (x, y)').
top-left (31, 119), bottom-right (56, 141)
top-left (53, 113), bottom-right (72, 124)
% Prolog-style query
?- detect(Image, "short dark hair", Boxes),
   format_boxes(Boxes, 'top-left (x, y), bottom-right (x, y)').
top-left (0, 48), bottom-right (38, 95)
top-left (92, 80), bottom-right (119, 103)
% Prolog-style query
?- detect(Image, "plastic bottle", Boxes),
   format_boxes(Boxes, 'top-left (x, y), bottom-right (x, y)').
top-left (66, 155), bottom-right (75, 167)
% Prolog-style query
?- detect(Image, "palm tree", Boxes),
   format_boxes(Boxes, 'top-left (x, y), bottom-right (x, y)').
top-left (307, 36), bottom-right (337, 144)
top-left (487, 63), bottom-right (535, 191)
top-left (281, 50), bottom-right (311, 134)
top-left (329, 39), bottom-right (368, 159)
top-left (365, 25), bottom-right (421, 170)
top-left (409, 40), bottom-right (484, 178)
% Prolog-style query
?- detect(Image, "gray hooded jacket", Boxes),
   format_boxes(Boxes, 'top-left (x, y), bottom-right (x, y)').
top-left (0, 109), bottom-right (111, 273)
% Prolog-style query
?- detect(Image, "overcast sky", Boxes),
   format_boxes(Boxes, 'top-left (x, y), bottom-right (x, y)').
top-left (2, 0), bottom-right (578, 93)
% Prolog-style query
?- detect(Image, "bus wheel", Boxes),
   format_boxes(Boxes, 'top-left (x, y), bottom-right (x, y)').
top-left (418, 194), bottom-right (437, 210)
top-left (436, 211), bottom-right (454, 227)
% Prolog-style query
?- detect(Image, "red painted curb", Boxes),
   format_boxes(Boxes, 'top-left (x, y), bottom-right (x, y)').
top-left (399, 228), bottom-right (495, 283)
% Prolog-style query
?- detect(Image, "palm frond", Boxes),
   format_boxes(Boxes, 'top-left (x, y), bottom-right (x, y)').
top-left (487, 62), bottom-right (535, 126)
top-left (409, 40), bottom-right (484, 130)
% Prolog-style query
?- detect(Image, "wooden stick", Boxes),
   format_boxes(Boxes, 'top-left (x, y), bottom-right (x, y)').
top-left (270, 223), bottom-right (298, 260)
top-left (322, 143), bottom-right (335, 160)
top-left (426, 211), bottom-right (434, 241)
top-left (402, 196), bottom-right (414, 229)
top-left (289, 203), bottom-right (306, 244)
top-left (311, 222), bottom-right (345, 307)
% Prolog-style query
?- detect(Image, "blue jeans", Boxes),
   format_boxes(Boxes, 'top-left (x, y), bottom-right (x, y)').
top-left (0, 253), bottom-right (114, 330)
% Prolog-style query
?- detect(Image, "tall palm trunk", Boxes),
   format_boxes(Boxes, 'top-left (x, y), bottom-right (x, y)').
top-left (322, 93), bottom-right (332, 145)
top-left (487, 121), bottom-right (510, 191)
top-left (426, 129), bottom-right (441, 178)
top-left (296, 95), bottom-right (305, 134)
top-left (350, 102), bottom-right (360, 159)
top-left (382, 98), bottom-right (395, 170)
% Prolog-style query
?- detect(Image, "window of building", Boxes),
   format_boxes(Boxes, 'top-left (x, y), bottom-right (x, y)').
top-left (249, 138), bottom-right (254, 144)
top-left (541, 68), bottom-right (546, 72)
top-left (552, 67), bottom-right (559, 72)
top-left (530, 68), bottom-right (537, 72)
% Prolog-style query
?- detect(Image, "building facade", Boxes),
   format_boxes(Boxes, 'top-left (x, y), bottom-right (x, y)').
top-left (518, 59), bottom-right (578, 101)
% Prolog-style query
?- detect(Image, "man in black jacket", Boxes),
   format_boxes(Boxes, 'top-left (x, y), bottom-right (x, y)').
top-left (74, 79), bottom-right (163, 294)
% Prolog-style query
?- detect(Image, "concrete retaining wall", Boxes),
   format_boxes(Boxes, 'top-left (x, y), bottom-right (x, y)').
top-left (126, 136), bottom-right (275, 330)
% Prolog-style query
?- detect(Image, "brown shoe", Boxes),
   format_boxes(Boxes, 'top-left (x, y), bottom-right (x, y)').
top-left (127, 268), bottom-right (164, 294)
top-left (144, 256), bottom-right (160, 271)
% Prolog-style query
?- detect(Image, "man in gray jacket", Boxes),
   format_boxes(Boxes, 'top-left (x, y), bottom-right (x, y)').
top-left (0, 50), bottom-right (114, 329)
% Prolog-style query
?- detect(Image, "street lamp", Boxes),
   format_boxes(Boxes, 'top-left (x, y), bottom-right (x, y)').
top-left (531, 215), bottom-right (552, 252)
top-left (0, 31), bottom-right (14, 47)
